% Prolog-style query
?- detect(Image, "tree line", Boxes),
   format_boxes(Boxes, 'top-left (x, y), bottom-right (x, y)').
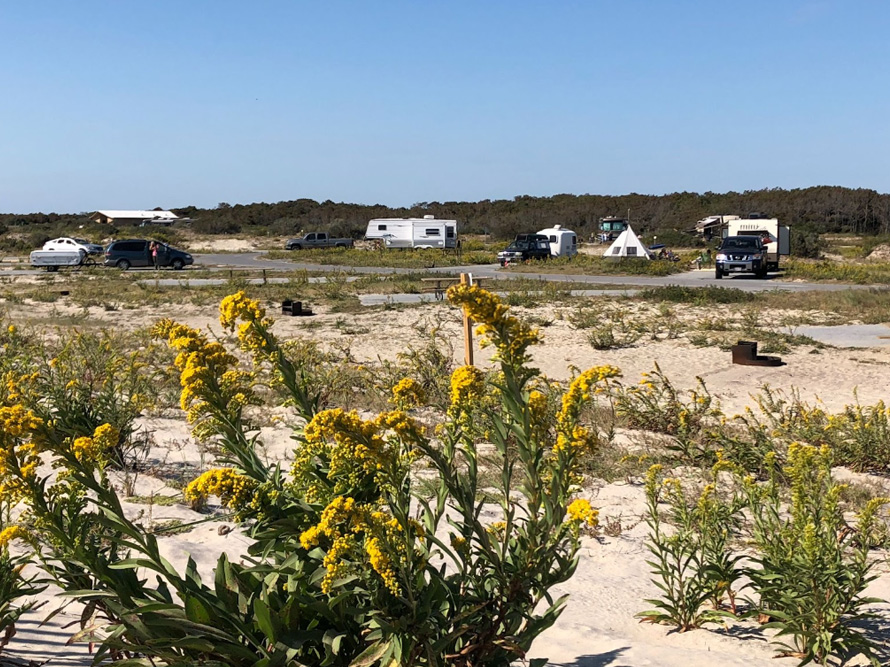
top-left (3, 186), bottom-right (890, 241)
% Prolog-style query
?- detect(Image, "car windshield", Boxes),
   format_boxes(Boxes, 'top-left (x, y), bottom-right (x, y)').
top-left (721, 237), bottom-right (760, 250)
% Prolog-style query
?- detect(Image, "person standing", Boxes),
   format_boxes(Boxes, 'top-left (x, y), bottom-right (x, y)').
top-left (150, 241), bottom-right (159, 270)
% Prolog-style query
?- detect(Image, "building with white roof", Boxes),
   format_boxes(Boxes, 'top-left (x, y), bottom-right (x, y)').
top-left (90, 210), bottom-right (185, 226)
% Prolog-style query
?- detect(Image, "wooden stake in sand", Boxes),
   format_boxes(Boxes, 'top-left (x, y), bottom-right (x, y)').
top-left (460, 273), bottom-right (474, 366)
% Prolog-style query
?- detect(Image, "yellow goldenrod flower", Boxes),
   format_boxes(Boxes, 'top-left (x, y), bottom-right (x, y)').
top-left (566, 498), bottom-right (599, 528)
top-left (390, 378), bottom-right (425, 408)
top-left (184, 468), bottom-right (255, 510)
top-left (0, 525), bottom-right (28, 549)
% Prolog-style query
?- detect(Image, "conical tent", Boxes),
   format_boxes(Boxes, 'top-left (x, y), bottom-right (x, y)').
top-left (603, 225), bottom-right (651, 260)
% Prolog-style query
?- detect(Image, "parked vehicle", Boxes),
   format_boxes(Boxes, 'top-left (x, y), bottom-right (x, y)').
top-left (538, 225), bottom-right (577, 258)
top-left (104, 239), bottom-right (193, 270)
top-left (723, 217), bottom-right (790, 272)
top-left (285, 232), bottom-right (354, 250)
top-left (715, 236), bottom-right (768, 279)
top-left (498, 234), bottom-right (551, 266)
top-left (43, 237), bottom-right (103, 255)
top-left (596, 216), bottom-right (629, 243)
top-left (30, 249), bottom-right (95, 271)
top-left (365, 216), bottom-right (458, 249)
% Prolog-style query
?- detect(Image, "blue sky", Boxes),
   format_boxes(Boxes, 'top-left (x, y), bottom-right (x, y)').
top-left (1, 1), bottom-right (888, 213)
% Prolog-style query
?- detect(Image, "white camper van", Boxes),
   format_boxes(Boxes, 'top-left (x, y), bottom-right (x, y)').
top-left (365, 216), bottom-right (458, 249)
top-left (722, 218), bottom-right (791, 271)
top-left (538, 225), bottom-right (577, 258)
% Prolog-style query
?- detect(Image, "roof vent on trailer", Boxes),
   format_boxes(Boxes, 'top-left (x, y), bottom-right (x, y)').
top-left (423, 215), bottom-right (435, 219)
top-left (553, 224), bottom-right (561, 229)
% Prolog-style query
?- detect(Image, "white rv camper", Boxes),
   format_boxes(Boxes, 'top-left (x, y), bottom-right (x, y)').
top-left (538, 225), bottom-right (577, 258)
top-left (365, 216), bottom-right (458, 249)
top-left (723, 218), bottom-right (790, 271)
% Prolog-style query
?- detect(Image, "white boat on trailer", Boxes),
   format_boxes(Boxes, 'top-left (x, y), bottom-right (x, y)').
top-left (29, 249), bottom-right (95, 271)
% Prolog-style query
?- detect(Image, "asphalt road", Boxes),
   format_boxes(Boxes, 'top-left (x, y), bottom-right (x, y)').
top-left (196, 253), bottom-right (881, 294)
top-left (1, 252), bottom-right (884, 293)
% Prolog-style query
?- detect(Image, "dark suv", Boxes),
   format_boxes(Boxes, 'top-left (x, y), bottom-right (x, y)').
top-left (497, 234), bottom-right (552, 266)
top-left (715, 236), bottom-right (767, 279)
top-left (104, 239), bottom-right (193, 270)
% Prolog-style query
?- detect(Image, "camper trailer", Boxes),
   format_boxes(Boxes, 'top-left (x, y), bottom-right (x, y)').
top-left (722, 218), bottom-right (790, 271)
top-left (365, 216), bottom-right (458, 249)
top-left (538, 225), bottom-right (577, 258)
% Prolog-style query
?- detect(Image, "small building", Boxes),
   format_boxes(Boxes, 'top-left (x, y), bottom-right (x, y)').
top-left (90, 210), bottom-right (185, 226)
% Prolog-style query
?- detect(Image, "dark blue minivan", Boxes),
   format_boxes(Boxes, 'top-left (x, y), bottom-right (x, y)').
top-left (104, 239), bottom-right (193, 270)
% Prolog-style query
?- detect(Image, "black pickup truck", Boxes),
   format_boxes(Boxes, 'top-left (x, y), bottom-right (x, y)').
top-left (715, 236), bottom-right (768, 279)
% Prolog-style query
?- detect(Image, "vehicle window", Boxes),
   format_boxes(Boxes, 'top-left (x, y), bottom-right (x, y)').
top-left (446, 227), bottom-right (455, 238)
top-left (377, 224), bottom-right (387, 231)
top-left (571, 235), bottom-right (577, 246)
top-left (116, 241), bottom-right (145, 252)
top-left (425, 228), bottom-right (440, 235)
top-left (306, 233), bottom-right (315, 241)
top-left (549, 235), bottom-right (556, 243)
top-left (722, 238), bottom-right (758, 250)
top-left (538, 240), bottom-right (549, 250)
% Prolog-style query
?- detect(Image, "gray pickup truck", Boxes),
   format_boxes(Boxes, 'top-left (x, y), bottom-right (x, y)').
top-left (285, 232), bottom-right (354, 250)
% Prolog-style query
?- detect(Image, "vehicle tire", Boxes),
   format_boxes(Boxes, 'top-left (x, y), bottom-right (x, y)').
top-left (291, 244), bottom-right (302, 250)
top-left (715, 268), bottom-right (723, 279)
top-left (172, 258), bottom-right (185, 270)
top-left (81, 257), bottom-right (96, 267)
top-left (117, 259), bottom-right (131, 271)
top-left (756, 267), bottom-right (768, 279)
top-left (45, 265), bottom-right (58, 273)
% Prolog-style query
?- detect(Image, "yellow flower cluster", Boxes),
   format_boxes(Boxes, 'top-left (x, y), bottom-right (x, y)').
top-left (449, 365), bottom-right (485, 411)
top-left (390, 378), bottom-right (425, 408)
top-left (0, 405), bottom-right (42, 439)
top-left (566, 498), bottom-right (599, 528)
top-left (219, 291), bottom-right (274, 355)
top-left (0, 525), bottom-right (29, 549)
top-left (153, 319), bottom-right (254, 437)
top-left (184, 468), bottom-right (256, 511)
top-left (294, 408), bottom-right (416, 501)
top-left (70, 423), bottom-right (120, 464)
top-left (299, 496), bottom-right (408, 595)
top-left (557, 366), bottom-right (621, 429)
top-left (552, 366), bottom-right (621, 457)
top-left (446, 284), bottom-right (541, 363)
top-left (528, 390), bottom-right (549, 423)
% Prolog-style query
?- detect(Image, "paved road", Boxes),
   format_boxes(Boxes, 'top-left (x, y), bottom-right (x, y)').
top-left (197, 254), bottom-right (882, 293)
top-left (2, 252), bottom-right (886, 293)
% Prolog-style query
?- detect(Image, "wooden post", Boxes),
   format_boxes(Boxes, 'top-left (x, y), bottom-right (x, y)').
top-left (262, 269), bottom-right (267, 285)
top-left (460, 273), bottom-right (474, 366)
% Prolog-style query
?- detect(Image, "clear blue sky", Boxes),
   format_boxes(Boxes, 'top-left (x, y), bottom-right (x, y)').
top-left (2, 1), bottom-right (888, 213)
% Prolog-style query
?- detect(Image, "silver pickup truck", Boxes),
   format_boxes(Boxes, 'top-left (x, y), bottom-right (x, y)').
top-left (285, 233), bottom-right (354, 250)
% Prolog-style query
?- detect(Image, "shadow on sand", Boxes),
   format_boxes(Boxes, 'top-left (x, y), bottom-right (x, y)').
top-left (548, 647), bottom-right (630, 667)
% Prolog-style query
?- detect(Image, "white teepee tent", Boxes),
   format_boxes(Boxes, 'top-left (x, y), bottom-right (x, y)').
top-left (603, 225), bottom-right (651, 260)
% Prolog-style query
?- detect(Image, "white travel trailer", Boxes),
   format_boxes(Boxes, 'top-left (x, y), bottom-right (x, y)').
top-left (723, 217), bottom-right (791, 271)
top-left (538, 225), bottom-right (578, 258)
top-left (365, 216), bottom-right (458, 249)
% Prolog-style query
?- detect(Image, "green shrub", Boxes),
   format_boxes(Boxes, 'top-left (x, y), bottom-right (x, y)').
top-left (637, 285), bottom-right (756, 305)
top-left (638, 465), bottom-right (743, 630)
top-left (742, 444), bottom-right (888, 666)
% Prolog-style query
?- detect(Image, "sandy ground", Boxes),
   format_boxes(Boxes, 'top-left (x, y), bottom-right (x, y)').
top-left (4, 297), bottom-right (890, 665)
